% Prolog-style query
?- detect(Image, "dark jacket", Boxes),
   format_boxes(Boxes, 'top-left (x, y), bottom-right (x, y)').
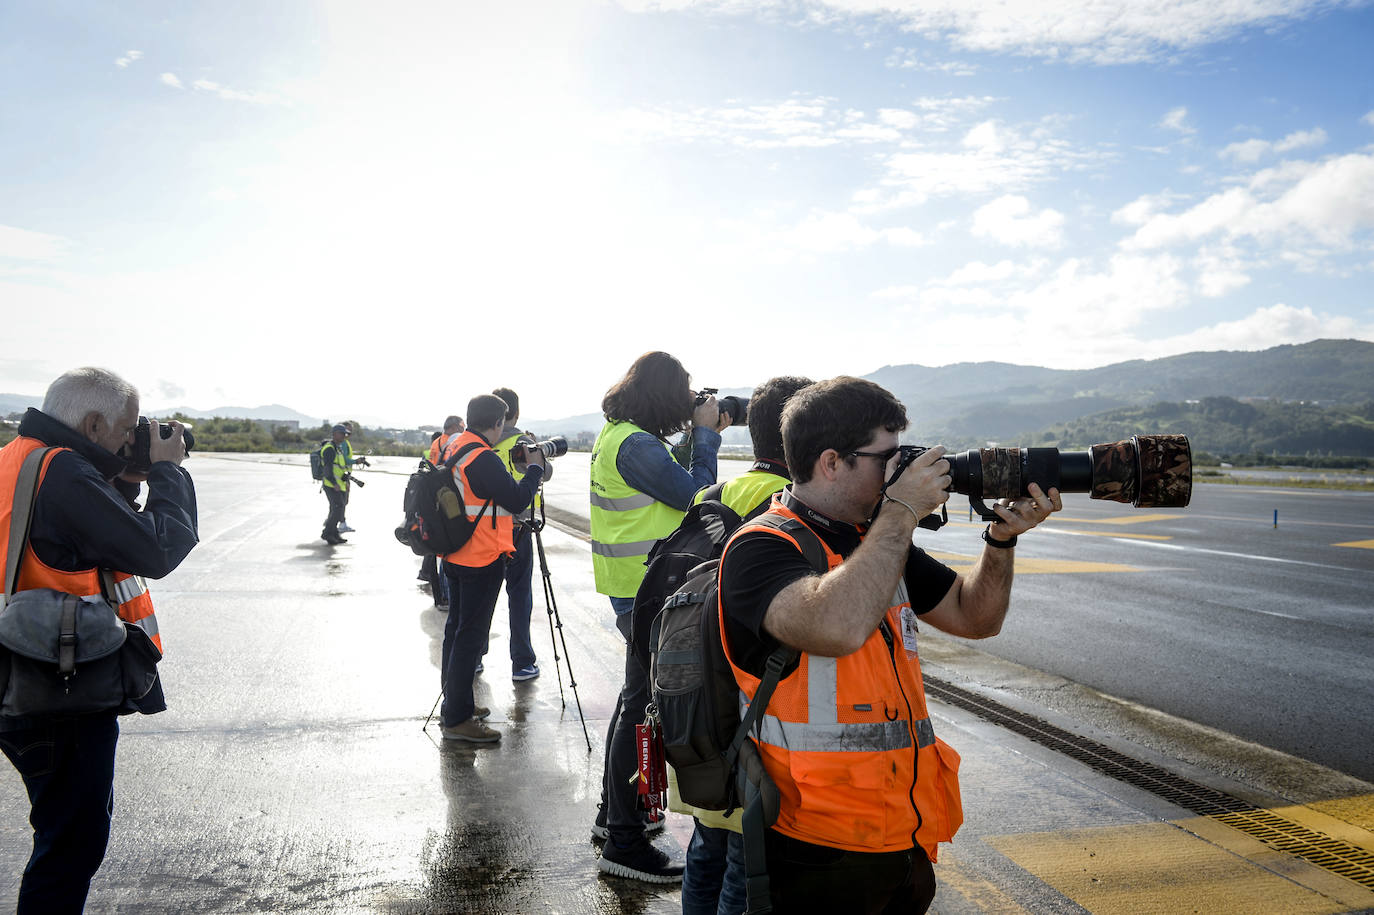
top-left (1, 408), bottom-right (199, 726)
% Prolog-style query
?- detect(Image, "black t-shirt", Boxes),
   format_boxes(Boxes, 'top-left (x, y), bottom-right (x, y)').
top-left (719, 489), bottom-right (957, 679)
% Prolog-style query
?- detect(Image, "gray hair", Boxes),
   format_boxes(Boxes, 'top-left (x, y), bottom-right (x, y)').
top-left (41, 367), bottom-right (139, 432)
top-left (443, 414), bottom-right (464, 432)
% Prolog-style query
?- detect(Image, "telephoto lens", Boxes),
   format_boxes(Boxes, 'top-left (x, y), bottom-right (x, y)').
top-left (528, 436), bottom-right (568, 459)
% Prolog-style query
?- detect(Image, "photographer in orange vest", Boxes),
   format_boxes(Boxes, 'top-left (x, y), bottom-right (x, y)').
top-left (0, 367), bottom-right (197, 914)
top-left (718, 377), bottom-right (1060, 912)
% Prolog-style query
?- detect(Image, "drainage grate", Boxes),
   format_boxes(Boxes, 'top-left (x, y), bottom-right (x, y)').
top-left (925, 675), bottom-right (1374, 890)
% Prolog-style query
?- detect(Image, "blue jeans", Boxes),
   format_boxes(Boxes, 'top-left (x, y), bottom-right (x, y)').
top-left (599, 596), bottom-right (651, 845)
top-left (503, 532), bottom-right (536, 670)
top-left (440, 558), bottom-right (505, 725)
top-left (682, 820), bottom-right (748, 915)
top-left (0, 713), bottom-right (120, 915)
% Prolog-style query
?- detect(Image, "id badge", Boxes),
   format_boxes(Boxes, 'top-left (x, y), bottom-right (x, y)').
top-left (900, 606), bottom-right (919, 657)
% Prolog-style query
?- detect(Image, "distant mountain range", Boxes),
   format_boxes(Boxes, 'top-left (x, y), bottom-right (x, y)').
top-left (0, 397), bottom-right (325, 427)
top-left (6, 340), bottom-right (1371, 451)
top-left (526, 339), bottom-right (1374, 447)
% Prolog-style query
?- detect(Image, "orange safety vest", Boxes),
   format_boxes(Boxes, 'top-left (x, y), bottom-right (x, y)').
top-left (440, 430), bottom-right (516, 567)
top-left (0, 437), bottom-right (163, 652)
top-left (719, 499), bottom-right (962, 861)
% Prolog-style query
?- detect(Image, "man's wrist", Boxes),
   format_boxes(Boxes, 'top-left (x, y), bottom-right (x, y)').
top-left (982, 525), bottom-right (1017, 549)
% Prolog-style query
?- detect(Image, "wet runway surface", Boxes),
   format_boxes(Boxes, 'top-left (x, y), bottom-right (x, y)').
top-left (2, 454), bottom-right (1371, 913)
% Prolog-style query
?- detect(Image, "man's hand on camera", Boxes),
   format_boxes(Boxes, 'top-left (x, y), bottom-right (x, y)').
top-left (522, 445), bottom-right (547, 471)
top-left (885, 445), bottom-right (950, 521)
top-left (989, 482), bottom-right (1061, 540)
top-left (147, 420), bottom-right (187, 467)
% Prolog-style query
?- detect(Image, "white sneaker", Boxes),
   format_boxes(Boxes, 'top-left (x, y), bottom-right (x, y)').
top-left (338, 522), bottom-right (355, 533)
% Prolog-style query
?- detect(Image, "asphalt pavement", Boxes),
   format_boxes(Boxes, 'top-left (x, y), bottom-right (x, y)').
top-left (1, 453), bottom-right (1371, 914)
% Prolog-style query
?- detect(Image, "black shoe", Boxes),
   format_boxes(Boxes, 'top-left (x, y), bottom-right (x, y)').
top-left (322, 533), bottom-right (347, 544)
top-left (597, 836), bottom-right (683, 884)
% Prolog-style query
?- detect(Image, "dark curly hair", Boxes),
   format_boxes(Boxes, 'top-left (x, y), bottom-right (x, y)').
top-left (601, 351), bottom-right (695, 440)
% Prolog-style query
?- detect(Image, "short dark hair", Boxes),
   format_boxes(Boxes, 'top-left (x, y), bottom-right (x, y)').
top-left (782, 377), bottom-right (908, 484)
top-left (443, 414), bottom-right (463, 433)
top-left (467, 394), bottom-right (509, 432)
top-left (747, 375), bottom-right (814, 463)
top-left (492, 387), bottom-right (519, 423)
top-left (601, 351), bottom-right (694, 440)
top-left (430, 431), bottom-right (443, 442)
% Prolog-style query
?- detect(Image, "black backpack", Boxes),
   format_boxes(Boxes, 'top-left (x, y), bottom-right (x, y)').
top-left (392, 443), bottom-right (491, 557)
top-left (640, 502), bottom-right (827, 812)
top-left (309, 440), bottom-right (328, 481)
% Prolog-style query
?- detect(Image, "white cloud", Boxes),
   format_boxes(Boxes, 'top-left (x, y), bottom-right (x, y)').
top-left (191, 79), bottom-right (289, 106)
top-left (0, 225), bottom-right (69, 260)
top-left (860, 119), bottom-right (1099, 210)
top-left (1192, 247), bottom-right (1252, 297)
top-left (115, 50), bottom-right (142, 69)
top-left (1158, 106), bottom-right (1194, 134)
top-left (623, 0), bottom-right (1354, 66)
top-left (1149, 303), bottom-right (1374, 354)
top-left (782, 211), bottom-right (927, 252)
top-left (1220, 127), bottom-right (1327, 163)
top-left (884, 47), bottom-right (977, 76)
top-left (1362, 111), bottom-right (1374, 128)
top-left (971, 194), bottom-right (1064, 247)
top-left (1124, 153), bottom-right (1374, 253)
top-left (160, 72), bottom-right (183, 89)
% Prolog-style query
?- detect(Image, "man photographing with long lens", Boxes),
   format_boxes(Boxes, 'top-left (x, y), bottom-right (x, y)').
top-left (718, 376), bottom-right (1060, 913)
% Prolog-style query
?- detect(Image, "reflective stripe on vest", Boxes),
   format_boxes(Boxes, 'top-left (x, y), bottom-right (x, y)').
top-left (588, 421), bottom-right (686, 597)
top-left (441, 431), bottom-right (515, 566)
top-left (720, 501), bottom-right (962, 859)
top-left (0, 437), bottom-right (164, 652)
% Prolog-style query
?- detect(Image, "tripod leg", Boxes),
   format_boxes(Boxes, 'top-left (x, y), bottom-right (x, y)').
top-left (425, 690), bottom-right (442, 730)
top-left (533, 529), bottom-right (593, 752)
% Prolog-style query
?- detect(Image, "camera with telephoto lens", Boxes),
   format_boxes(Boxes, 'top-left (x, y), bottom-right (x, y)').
top-left (885, 434), bottom-right (1192, 529)
top-left (123, 416), bottom-right (195, 473)
top-left (511, 434), bottom-right (567, 467)
top-left (694, 388), bottom-right (749, 425)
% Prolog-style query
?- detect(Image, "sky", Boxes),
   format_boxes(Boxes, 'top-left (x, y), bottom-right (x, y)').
top-left (2, 0), bottom-right (1373, 428)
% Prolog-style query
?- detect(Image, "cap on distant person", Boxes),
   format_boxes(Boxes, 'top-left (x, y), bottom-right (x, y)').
top-left (332, 424), bottom-right (350, 435)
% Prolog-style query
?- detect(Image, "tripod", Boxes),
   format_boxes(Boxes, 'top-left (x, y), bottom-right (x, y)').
top-left (528, 496), bottom-right (593, 751)
top-left (423, 489), bottom-right (592, 752)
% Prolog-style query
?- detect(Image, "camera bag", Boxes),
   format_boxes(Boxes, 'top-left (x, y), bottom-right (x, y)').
top-left (0, 447), bottom-right (162, 718)
top-left (394, 443), bottom-right (492, 557)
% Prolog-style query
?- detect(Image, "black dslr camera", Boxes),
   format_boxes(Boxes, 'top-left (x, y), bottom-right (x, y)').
top-left (510, 434), bottom-right (567, 469)
top-left (123, 416), bottom-right (195, 473)
top-left (885, 434), bottom-right (1192, 529)
top-left (695, 388), bottom-right (749, 425)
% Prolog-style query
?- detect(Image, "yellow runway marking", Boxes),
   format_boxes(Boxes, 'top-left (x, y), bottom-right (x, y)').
top-left (988, 820), bottom-right (1368, 914)
top-left (1335, 539), bottom-right (1374, 550)
top-left (927, 552), bottom-right (1141, 574)
top-left (1052, 513), bottom-right (1180, 526)
top-left (1061, 531), bottom-right (1173, 541)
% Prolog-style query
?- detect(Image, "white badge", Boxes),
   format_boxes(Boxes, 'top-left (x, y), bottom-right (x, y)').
top-left (900, 606), bottom-right (919, 654)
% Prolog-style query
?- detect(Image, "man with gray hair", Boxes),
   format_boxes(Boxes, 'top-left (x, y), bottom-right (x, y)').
top-left (0, 367), bottom-right (198, 914)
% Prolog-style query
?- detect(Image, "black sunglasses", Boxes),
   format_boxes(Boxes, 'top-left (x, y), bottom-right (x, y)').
top-left (846, 447), bottom-right (900, 463)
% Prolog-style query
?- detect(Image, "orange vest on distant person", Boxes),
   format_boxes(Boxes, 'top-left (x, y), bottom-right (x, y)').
top-left (0, 437), bottom-right (163, 652)
top-left (719, 498), bottom-right (962, 861)
top-left (440, 431), bottom-right (516, 567)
